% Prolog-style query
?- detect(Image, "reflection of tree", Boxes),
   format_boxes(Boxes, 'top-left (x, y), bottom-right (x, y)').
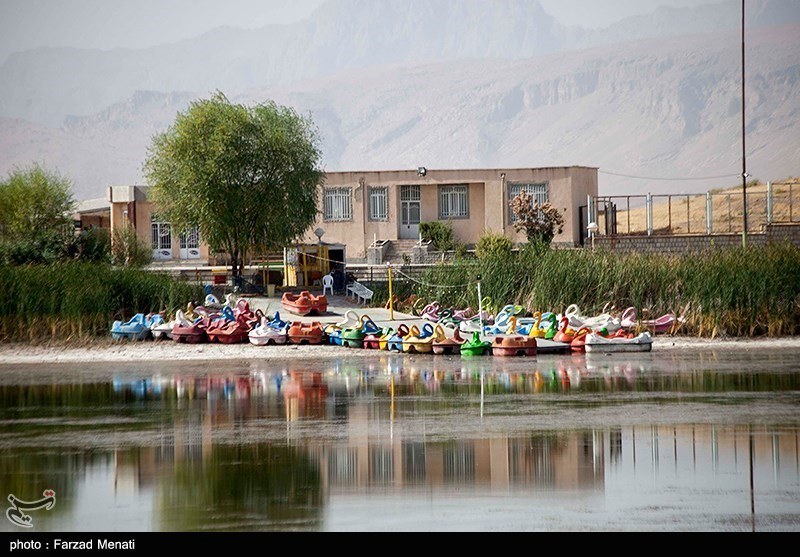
top-left (158, 444), bottom-right (322, 531)
top-left (0, 449), bottom-right (86, 520)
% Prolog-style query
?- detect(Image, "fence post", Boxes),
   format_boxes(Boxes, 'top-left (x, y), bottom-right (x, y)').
top-left (766, 182), bottom-right (773, 224)
top-left (646, 193), bottom-right (653, 236)
top-left (706, 192), bottom-right (713, 235)
top-left (387, 263), bottom-right (394, 321)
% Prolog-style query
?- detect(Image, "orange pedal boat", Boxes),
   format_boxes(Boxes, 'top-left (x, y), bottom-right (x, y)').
top-left (491, 335), bottom-right (537, 357)
top-left (282, 291), bottom-right (328, 316)
top-left (287, 321), bottom-right (324, 345)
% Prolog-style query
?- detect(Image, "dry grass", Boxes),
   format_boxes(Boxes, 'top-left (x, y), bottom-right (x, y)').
top-left (603, 178), bottom-right (800, 235)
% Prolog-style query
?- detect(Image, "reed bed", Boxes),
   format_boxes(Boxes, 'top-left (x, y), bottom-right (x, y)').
top-left (0, 263), bottom-right (202, 342)
top-left (378, 243), bottom-right (800, 338)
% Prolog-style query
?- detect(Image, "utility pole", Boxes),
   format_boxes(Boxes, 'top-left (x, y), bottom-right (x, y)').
top-left (741, 0), bottom-right (748, 248)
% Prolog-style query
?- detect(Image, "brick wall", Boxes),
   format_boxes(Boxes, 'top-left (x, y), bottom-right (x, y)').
top-left (593, 223), bottom-right (800, 254)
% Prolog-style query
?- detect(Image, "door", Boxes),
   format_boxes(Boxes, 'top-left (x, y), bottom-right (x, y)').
top-left (400, 185), bottom-right (421, 239)
top-left (151, 218), bottom-right (172, 260)
top-left (179, 226), bottom-right (201, 259)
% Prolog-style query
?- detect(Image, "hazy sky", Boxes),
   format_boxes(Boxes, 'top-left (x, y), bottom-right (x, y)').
top-left (0, 0), bottom-right (714, 63)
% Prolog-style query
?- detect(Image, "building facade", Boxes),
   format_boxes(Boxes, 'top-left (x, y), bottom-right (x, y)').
top-left (306, 166), bottom-right (598, 259)
top-left (86, 166), bottom-right (597, 264)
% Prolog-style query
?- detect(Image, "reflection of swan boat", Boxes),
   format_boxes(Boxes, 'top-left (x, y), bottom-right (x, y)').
top-left (584, 331), bottom-right (653, 352)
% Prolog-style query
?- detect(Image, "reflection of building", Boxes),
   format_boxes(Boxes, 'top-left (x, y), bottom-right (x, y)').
top-left (317, 402), bottom-right (605, 493)
top-left (284, 372), bottom-right (329, 421)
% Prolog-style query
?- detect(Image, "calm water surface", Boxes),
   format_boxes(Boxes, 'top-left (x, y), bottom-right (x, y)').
top-left (1, 347), bottom-right (799, 532)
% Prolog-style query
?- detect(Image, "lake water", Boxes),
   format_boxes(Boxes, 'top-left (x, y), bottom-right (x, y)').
top-left (1, 347), bottom-right (799, 532)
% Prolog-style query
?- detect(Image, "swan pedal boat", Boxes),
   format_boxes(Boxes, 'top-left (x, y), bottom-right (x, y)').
top-left (402, 323), bottom-right (436, 354)
top-left (460, 332), bottom-right (492, 357)
top-left (432, 326), bottom-right (466, 355)
top-left (111, 313), bottom-right (160, 341)
top-left (584, 331), bottom-right (653, 353)
top-left (248, 315), bottom-right (289, 346)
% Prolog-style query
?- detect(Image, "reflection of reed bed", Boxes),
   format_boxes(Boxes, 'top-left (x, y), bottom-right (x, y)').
top-left (373, 243), bottom-right (800, 338)
top-left (0, 263), bottom-right (202, 342)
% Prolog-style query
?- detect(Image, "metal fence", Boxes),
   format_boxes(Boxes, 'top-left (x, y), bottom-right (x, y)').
top-left (587, 181), bottom-right (799, 237)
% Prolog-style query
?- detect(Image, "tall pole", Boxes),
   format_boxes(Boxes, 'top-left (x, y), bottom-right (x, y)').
top-left (387, 263), bottom-right (394, 321)
top-left (741, 0), bottom-right (748, 248)
top-left (477, 275), bottom-right (483, 333)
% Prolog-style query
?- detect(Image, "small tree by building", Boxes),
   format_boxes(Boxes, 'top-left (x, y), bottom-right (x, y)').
top-left (510, 191), bottom-right (565, 247)
top-left (144, 92), bottom-right (324, 277)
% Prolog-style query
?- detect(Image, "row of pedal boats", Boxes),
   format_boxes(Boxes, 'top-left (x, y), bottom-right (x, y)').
top-left (112, 298), bottom-right (654, 354)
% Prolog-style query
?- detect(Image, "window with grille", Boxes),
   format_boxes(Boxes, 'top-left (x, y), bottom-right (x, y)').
top-left (368, 187), bottom-right (388, 221)
top-left (323, 188), bottom-right (352, 221)
top-left (508, 182), bottom-right (549, 222)
top-left (439, 185), bottom-right (469, 219)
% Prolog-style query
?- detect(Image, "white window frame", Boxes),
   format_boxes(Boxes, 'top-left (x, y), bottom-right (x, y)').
top-left (368, 186), bottom-right (388, 221)
top-left (323, 188), bottom-right (353, 222)
top-left (508, 182), bottom-right (549, 222)
top-left (439, 185), bottom-right (469, 219)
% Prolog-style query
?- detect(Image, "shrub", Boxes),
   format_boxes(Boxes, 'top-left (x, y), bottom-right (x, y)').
top-left (475, 231), bottom-right (513, 260)
top-left (111, 225), bottom-right (151, 267)
top-left (420, 221), bottom-right (458, 251)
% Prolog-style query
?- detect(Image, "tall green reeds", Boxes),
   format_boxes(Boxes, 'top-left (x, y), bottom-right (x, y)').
top-left (0, 263), bottom-right (202, 342)
top-left (378, 243), bottom-right (800, 338)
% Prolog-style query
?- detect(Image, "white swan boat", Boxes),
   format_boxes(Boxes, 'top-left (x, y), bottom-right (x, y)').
top-left (584, 331), bottom-right (653, 353)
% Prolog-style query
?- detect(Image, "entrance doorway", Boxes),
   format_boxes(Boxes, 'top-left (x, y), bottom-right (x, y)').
top-left (400, 185), bottom-right (421, 239)
top-left (179, 226), bottom-right (201, 259)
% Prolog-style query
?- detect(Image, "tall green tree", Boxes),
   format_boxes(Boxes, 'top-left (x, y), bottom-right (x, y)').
top-left (0, 163), bottom-right (75, 241)
top-left (144, 92), bottom-right (324, 277)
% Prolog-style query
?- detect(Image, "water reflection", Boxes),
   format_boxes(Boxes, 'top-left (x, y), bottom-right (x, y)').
top-left (0, 349), bottom-right (799, 531)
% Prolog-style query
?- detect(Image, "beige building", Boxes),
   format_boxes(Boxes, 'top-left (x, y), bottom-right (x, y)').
top-left (79, 166), bottom-right (596, 265)
top-left (308, 166), bottom-right (598, 259)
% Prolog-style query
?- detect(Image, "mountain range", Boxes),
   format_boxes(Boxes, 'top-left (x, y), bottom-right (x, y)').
top-left (0, 0), bottom-right (798, 200)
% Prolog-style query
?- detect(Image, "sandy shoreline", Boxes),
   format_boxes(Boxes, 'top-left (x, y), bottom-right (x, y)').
top-left (1, 335), bottom-right (800, 364)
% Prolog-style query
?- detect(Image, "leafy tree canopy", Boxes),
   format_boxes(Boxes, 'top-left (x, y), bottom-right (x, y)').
top-left (144, 92), bottom-right (325, 275)
top-left (0, 163), bottom-right (75, 241)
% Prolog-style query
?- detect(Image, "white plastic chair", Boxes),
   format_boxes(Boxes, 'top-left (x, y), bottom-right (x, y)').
top-left (322, 273), bottom-right (334, 296)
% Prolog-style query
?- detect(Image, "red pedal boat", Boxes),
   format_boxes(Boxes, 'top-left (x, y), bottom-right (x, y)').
top-left (491, 335), bottom-right (537, 357)
top-left (282, 291), bottom-right (328, 316)
top-left (207, 314), bottom-right (251, 344)
top-left (287, 321), bottom-right (324, 345)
